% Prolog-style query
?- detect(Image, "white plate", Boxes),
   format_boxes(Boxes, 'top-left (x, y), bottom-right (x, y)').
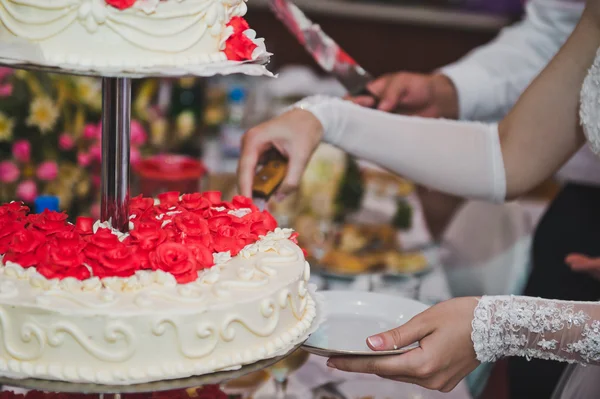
top-left (303, 291), bottom-right (429, 357)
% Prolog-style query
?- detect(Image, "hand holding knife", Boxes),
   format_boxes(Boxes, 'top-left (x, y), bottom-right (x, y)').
top-left (269, 0), bottom-right (380, 108)
top-left (252, 149), bottom-right (289, 211)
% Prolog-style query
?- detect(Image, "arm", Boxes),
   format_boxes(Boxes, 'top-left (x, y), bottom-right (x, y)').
top-left (293, 4), bottom-right (600, 201)
top-left (441, 0), bottom-right (583, 122)
top-left (473, 296), bottom-right (600, 365)
top-left (327, 295), bottom-right (600, 393)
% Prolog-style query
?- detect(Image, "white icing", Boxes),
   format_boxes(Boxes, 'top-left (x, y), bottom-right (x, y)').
top-left (0, 228), bottom-right (313, 384)
top-left (0, 0), bottom-right (261, 69)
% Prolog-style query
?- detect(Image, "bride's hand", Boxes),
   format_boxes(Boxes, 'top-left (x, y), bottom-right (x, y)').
top-left (237, 109), bottom-right (324, 200)
top-left (565, 253), bottom-right (600, 280)
top-left (327, 297), bottom-right (480, 392)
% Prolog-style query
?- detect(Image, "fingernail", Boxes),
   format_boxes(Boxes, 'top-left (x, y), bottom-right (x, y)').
top-left (367, 335), bottom-right (384, 349)
top-left (326, 360), bottom-right (336, 369)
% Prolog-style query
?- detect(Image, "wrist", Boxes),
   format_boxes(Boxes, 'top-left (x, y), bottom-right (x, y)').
top-left (431, 74), bottom-right (459, 119)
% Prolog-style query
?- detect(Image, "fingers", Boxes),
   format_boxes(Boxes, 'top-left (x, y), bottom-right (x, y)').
top-left (348, 96), bottom-right (376, 108)
top-left (565, 253), bottom-right (600, 270)
top-left (277, 151), bottom-right (310, 199)
top-left (367, 314), bottom-right (430, 351)
top-left (327, 348), bottom-right (424, 377)
top-left (377, 75), bottom-right (410, 112)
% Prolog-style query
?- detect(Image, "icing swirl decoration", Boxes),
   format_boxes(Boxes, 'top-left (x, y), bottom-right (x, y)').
top-left (0, 308), bottom-right (45, 361)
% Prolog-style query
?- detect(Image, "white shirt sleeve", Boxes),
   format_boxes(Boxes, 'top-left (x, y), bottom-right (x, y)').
top-left (294, 96), bottom-right (507, 202)
top-left (439, 0), bottom-right (584, 122)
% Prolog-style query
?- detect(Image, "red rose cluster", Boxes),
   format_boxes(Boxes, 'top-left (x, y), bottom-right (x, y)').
top-left (224, 17), bottom-right (258, 61)
top-left (0, 192), bottom-right (278, 284)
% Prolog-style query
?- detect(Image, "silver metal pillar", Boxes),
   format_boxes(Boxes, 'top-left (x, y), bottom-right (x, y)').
top-left (100, 77), bottom-right (131, 233)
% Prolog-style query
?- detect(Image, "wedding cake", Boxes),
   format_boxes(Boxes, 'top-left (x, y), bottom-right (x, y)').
top-left (0, 0), bottom-right (266, 69)
top-left (0, 191), bottom-right (315, 385)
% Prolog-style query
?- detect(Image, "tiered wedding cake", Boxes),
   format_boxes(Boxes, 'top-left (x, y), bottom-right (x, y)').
top-left (0, 192), bottom-right (315, 385)
top-left (0, 0), bottom-right (266, 68)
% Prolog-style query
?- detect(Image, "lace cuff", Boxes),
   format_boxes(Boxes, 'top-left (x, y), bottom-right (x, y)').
top-left (472, 296), bottom-right (600, 365)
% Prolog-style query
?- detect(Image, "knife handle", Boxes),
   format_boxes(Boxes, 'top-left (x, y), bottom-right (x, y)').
top-left (252, 149), bottom-right (289, 201)
top-left (354, 87), bottom-right (380, 109)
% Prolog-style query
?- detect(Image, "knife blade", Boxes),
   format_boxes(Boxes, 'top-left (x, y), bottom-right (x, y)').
top-left (252, 149), bottom-right (289, 211)
top-left (269, 0), bottom-right (379, 104)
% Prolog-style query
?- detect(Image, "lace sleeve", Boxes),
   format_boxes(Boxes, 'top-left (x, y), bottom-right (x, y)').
top-left (472, 296), bottom-right (600, 365)
top-left (290, 95), bottom-right (507, 202)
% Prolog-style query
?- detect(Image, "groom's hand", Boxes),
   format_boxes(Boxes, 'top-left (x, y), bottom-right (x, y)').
top-left (345, 72), bottom-right (459, 119)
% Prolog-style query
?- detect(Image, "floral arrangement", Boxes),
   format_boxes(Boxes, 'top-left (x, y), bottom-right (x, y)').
top-left (0, 68), bottom-right (206, 217)
top-left (0, 191), bottom-right (286, 283)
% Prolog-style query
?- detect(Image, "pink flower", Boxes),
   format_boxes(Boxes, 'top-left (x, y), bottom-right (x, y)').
top-left (131, 120), bottom-right (148, 146)
top-left (58, 133), bottom-right (75, 150)
top-left (12, 140), bottom-right (31, 163)
top-left (16, 180), bottom-right (37, 203)
top-left (77, 152), bottom-right (92, 167)
top-left (0, 161), bottom-right (19, 183)
top-left (36, 161), bottom-right (58, 181)
top-left (0, 83), bottom-right (12, 97)
top-left (130, 147), bottom-right (141, 166)
top-left (89, 143), bottom-right (102, 161)
top-left (83, 123), bottom-right (101, 140)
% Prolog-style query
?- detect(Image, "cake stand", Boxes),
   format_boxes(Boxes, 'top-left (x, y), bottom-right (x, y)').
top-left (0, 48), bottom-right (300, 397)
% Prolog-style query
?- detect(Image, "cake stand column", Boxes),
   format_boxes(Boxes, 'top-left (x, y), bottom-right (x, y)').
top-left (100, 77), bottom-right (131, 233)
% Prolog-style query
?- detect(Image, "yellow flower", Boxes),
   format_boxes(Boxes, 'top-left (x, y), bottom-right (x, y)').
top-left (27, 96), bottom-right (59, 134)
top-left (0, 112), bottom-right (15, 142)
top-left (75, 77), bottom-right (101, 109)
top-left (176, 111), bottom-right (196, 139)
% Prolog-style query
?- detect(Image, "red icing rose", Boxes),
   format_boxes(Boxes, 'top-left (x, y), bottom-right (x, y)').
top-left (202, 191), bottom-right (223, 205)
top-left (36, 235), bottom-right (89, 280)
top-left (0, 202), bottom-right (29, 224)
top-left (129, 195), bottom-right (156, 216)
top-left (188, 243), bottom-right (214, 270)
top-left (225, 17), bottom-right (258, 61)
top-left (91, 245), bottom-right (141, 278)
top-left (3, 229), bottom-right (47, 267)
top-left (75, 217), bottom-right (94, 235)
top-left (180, 193), bottom-right (211, 213)
top-left (0, 221), bottom-right (26, 254)
top-left (157, 191), bottom-right (181, 211)
top-left (149, 242), bottom-right (197, 283)
top-left (130, 227), bottom-right (168, 269)
top-left (84, 228), bottom-right (121, 261)
top-left (105, 0), bottom-right (136, 10)
top-left (212, 225), bottom-right (246, 255)
top-left (173, 212), bottom-right (210, 236)
top-left (232, 195), bottom-right (257, 211)
top-left (29, 210), bottom-right (72, 236)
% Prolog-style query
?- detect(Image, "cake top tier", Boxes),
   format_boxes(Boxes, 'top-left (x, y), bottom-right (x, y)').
top-left (0, 191), bottom-right (298, 285)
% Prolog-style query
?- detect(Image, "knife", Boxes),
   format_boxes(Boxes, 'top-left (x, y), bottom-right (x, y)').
top-left (269, 0), bottom-right (379, 106)
top-left (252, 149), bottom-right (289, 211)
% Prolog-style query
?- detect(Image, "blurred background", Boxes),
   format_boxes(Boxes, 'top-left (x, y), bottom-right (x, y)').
top-left (0, 1), bottom-right (559, 398)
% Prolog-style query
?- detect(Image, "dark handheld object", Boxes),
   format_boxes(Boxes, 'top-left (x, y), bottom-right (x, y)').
top-left (252, 149), bottom-right (289, 202)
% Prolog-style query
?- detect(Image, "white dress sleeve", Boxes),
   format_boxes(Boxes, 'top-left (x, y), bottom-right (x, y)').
top-left (293, 96), bottom-right (507, 202)
top-left (439, 0), bottom-right (583, 122)
top-left (472, 296), bottom-right (600, 365)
